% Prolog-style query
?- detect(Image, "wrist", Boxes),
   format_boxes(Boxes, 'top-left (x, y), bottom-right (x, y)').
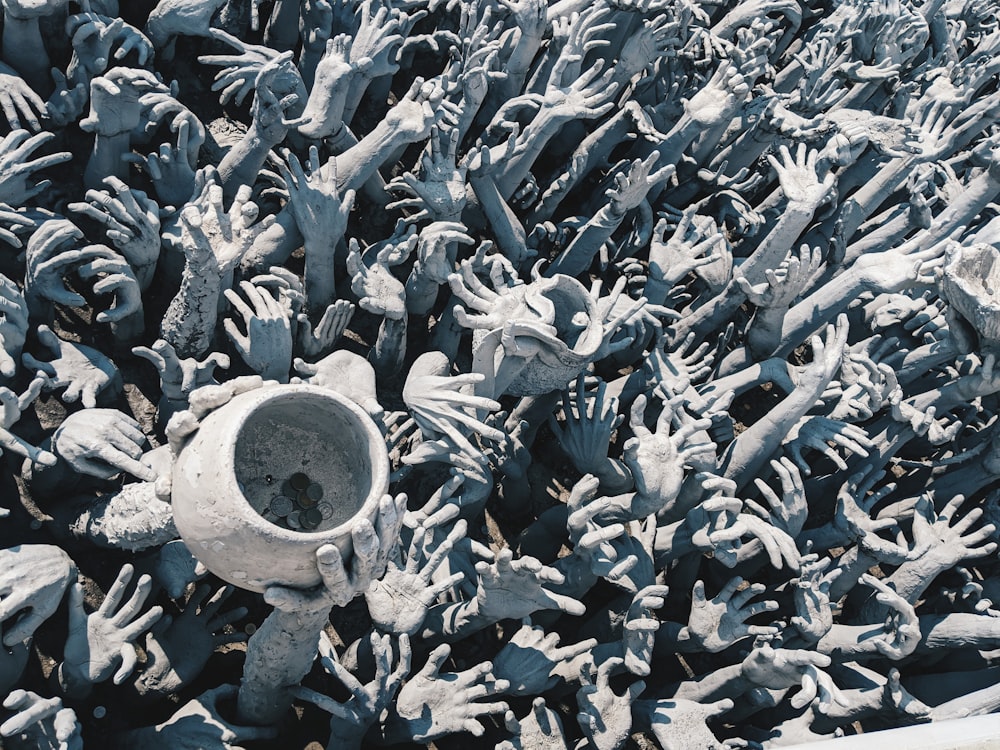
top-left (57, 660), bottom-right (93, 699)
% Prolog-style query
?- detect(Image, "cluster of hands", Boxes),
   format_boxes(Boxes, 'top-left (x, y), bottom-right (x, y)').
top-left (0, 0), bottom-right (998, 747)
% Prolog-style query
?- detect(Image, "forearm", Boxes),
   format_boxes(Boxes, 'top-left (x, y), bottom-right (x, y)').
top-left (721, 382), bottom-right (826, 491)
top-left (467, 174), bottom-right (529, 263)
top-left (814, 624), bottom-right (884, 659)
top-left (338, 120), bottom-right (408, 193)
top-left (2, 16), bottom-right (49, 93)
top-left (918, 613), bottom-right (1000, 653)
top-left (263, 0), bottom-right (300, 50)
top-left (548, 204), bottom-right (626, 277)
top-left (161, 264), bottom-right (225, 358)
top-left (652, 521), bottom-right (696, 567)
top-left (85, 132), bottom-right (132, 191)
top-left (303, 237), bottom-right (338, 312)
top-left (668, 663), bottom-right (750, 702)
top-left (372, 315), bottom-right (406, 376)
top-left (497, 115), bottom-right (564, 198)
top-left (741, 202), bottom-right (816, 285)
top-left (774, 269), bottom-right (866, 357)
top-left (238, 604), bottom-right (331, 724)
top-left (218, 124), bottom-right (276, 199)
top-left (883, 558), bottom-right (949, 606)
top-left (300, 72), bottom-right (360, 139)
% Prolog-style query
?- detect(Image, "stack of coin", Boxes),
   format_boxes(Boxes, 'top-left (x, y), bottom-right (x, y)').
top-left (260, 472), bottom-right (333, 531)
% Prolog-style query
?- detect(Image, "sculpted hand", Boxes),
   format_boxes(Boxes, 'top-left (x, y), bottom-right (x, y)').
top-left (24, 220), bottom-right (118, 310)
top-left (402, 351), bottom-right (503, 464)
top-left (0, 545), bottom-right (75, 647)
top-left (767, 142), bottom-right (836, 208)
top-left (132, 339), bottom-right (229, 408)
top-left (223, 281), bottom-right (293, 383)
top-left (0, 691), bottom-right (81, 750)
top-left (136, 585), bottom-right (246, 697)
top-left (0, 374), bottom-right (53, 466)
top-left (549, 373), bottom-right (625, 482)
top-left (623, 585), bottom-right (669, 676)
top-left (0, 63), bottom-right (45, 132)
top-left (53, 408), bottom-right (155, 481)
top-left (741, 645), bottom-right (837, 710)
top-left (144, 0), bottom-right (228, 47)
top-left (364, 522), bottom-right (464, 635)
top-left (23, 325), bottom-right (120, 409)
top-left (347, 240), bottom-right (407, 320)
top-left (265, 493), bottom-right (406, 610)
top-left (475, 549), bottom-right (586, 621)
top-left (61, 565), bottom-right (163, 690)
top-left (576, 657), bottom-right (643, 750)
top-left (623, 393), bottom-right (714, 518)
top-left (294, 299), bottom-right (354, 359)
top-left (790, 554), bottom-right (840, 643)
top-left (388, 644), bottom-right (509, 741)
top-left (0, 276), bottom-right (28, 379)
top-left (497, 698), bottom-right (569, 750)
top-left (681, 577), bottom-right (779, 653)
top-left (493, 619), bottom-right (597, 694)
top-left (292, 349), bottom-right (378, 416)
top-left (858, 574), bottom-right (919, 660)
top-left (294, 631), bottom-right (410, 746)
top-left (0, 131), bottom-right (71, 205)
top-left (122, 685), bottom-right (277, 749)
top-left (745, 457), bottom-right (807, 537)
top-left (68, 176), bottom-right (161, 288)
top-left (639, 697), bottom-right (734, 750)
top-left (127, 120), bottom-right (197, 207)
top-left (387, 126), bottom-right (467, 222)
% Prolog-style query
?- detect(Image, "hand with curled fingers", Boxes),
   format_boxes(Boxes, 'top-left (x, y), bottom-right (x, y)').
top-left (0, 690), bottom-right (82, 750)
top-left (402, 351), bottom-right (504, 465)
top-left (132, 338), bottom-right (229, 415)
top-left (52, 408), bottom-right (155, 481)
top-left (23, 325), bottom-right (120, 409)
top-left (126, 120), bottom-right (197, 207)
top-left (0, 545), bottom-right (75, 649)
top-left (364, 521), bottom-right (465, 635)
top-left (59, 565), bottom-right (163, 695)
top-left (68, 176), bottom-right (161, 289)
top-left (0, 130), bottom-right (71, 205)
top-left (493, 618), bottom-right (598, 695)
top-left (223, 280), bottom-right (293, 383)
top-left (385, 643), bottom-right (508, 742)
top-left (497, 697), bottom-right (570, 750)
top-left (24, 219), bottom-right (109, 312)
top-left (0, 275), bottom-right (28, 380)
top-left (680, 577), bottom-right (779, 653)
top-left (623, 584), bottom-right (669, 677)
top-left (294, 631), bottom-right (410, 748)
top-left (265, 492), bottom-right (407, 611)
top-left (0, 62), bottom-right (46, 132)
top-left (745, 456), bottom-right (808, 537)
top-left (135, 585), bottom-right (247, 697)
top-left (856, 574), bottom-right (920, 660)
top-left (740, 644), bottom-right (839, 712)
top-left (0, 374), bottom-right (56, 466)
top-left (66, 9), bottom-right (152, 84)
top-left (790, 553), bottom-right (841, 643)
top-left (45, 69), bottom-right (88, 129)
top-left (623, 393), bottom-right (715, 520)
top-left (576, 656), bottom-right (643, 750)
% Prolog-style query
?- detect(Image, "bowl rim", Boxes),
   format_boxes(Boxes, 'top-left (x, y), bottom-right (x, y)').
top-left (219, 383), bottom-right (390, 543)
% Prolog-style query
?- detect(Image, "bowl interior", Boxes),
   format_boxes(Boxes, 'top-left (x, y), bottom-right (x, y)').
top-left (233, 391), bottom-right (376, 534)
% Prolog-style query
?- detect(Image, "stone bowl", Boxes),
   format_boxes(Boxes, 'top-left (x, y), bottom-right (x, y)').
top-left (170, 385), bottom-right (389, 592)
